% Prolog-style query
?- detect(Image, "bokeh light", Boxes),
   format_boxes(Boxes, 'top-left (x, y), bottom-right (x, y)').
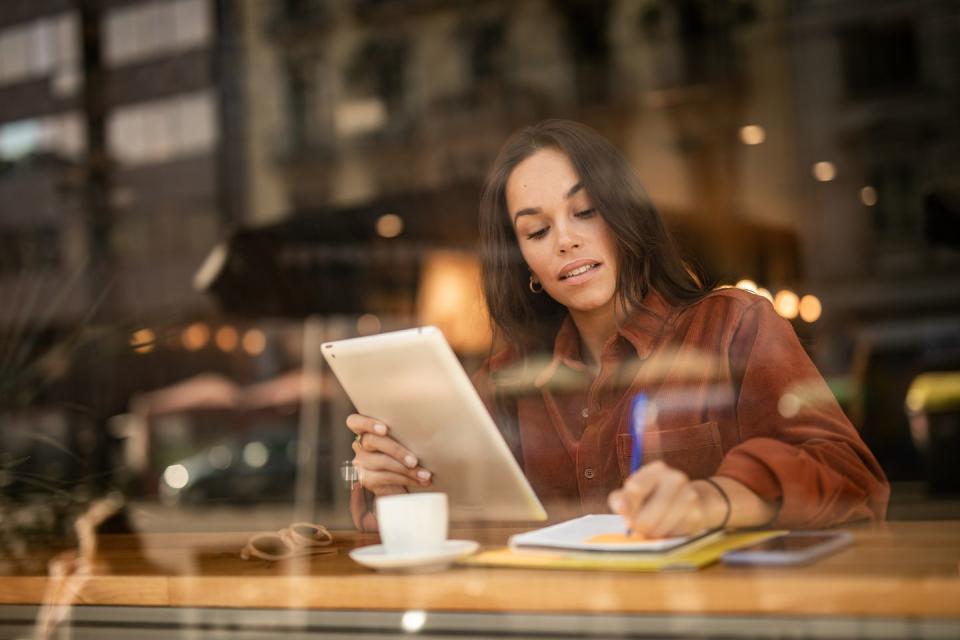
top-left (739, 124), bottom-right (766, 145)
top-left (243, 441), bottom-right (269, 468)
top-left (215, 325), bottom-right (239, 352)
top-left (182, 323), bottom-right (210, 351)
top-left (162, 464), bottom-right (190, 489)
top-left (130, 328), bottom-right (156, 354)
top-left (812, 161), bottom-right (836, 182)
top-left (242, 328), bottom-right (266, 355)
top-left (376, 213), bottom-right (404, 238)
top-left (860, 186), bottom-right (878, 206)
top-left (401, 610), bottom-right (427, 633)
top-left (356, 313), bottom-right (381, 335)
top-left (799, 294), bottom-right (823, 323)
top-left (774, 290), bottom-right (800, 319)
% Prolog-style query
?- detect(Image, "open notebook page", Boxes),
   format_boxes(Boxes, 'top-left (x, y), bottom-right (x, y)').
top-left (509, 514), bottom-right (718, 553)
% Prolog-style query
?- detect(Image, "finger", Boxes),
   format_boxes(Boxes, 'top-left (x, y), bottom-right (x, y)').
top-left (345, 414), bottom-right (389, 437)
top-left (607, 488), bottom-right (627, 515)
top-left (355, 432), bottom-right (420, 469)
top-left (626, 467), bottom-right (687, 535)
top-left (353, 449), bottom-right (432, 484)
top-left (356, 467), bottom-right (425, 493)
top-left (620, 462), bottom-right (664, 515)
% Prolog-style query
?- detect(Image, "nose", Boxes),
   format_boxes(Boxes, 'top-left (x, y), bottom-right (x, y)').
top-left (556, 223), bottom-right (581, 254)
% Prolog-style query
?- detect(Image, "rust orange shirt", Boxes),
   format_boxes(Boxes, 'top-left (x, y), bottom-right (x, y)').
top-left (352, 288), bottom-right (889, 530)
top-left (479, 287), bottom-right (888, 528)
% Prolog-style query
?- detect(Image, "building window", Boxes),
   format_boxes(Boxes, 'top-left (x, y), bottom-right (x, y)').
top-left (107, 91), bottom-right (217, 166)
top-left (281, 0), bottom-right (327, 21)
top-left (558, 0), bottom-right (612, 104)
top-left (0, 113), bottom-right (84, 161)
top-left (334, 38), bottom-right (407, 139)
top-left (468, 20), bottom-right (505, 82)
top-left (870, 163), bottom-right (921, 243)
top-left (0, 229), bottom-right (60, 274)
top-left (285, 60), bottom-right (310, 146)
top-left (346, 39), bottom-right (407, 110)
top-left (0, 13), bottom-right (79, 88)
top-left (104, 0), bottom-right (210, 67)
top-left (840, 20), bottom-right (918, 100)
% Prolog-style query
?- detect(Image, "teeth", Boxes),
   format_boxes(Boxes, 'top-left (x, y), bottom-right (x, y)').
top-left (562, 263), bottom-right (598, 279)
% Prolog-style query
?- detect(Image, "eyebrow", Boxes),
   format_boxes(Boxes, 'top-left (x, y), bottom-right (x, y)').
top-left (512, 182), bottom-right (584, 225)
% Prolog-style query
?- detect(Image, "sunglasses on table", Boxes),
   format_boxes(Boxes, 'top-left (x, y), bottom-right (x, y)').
top-left (240, 522), bottom-right (336, 561)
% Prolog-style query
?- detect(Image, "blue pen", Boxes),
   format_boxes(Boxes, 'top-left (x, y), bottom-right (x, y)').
top-left (629, 393), bottom-right (647, 476)
top-left (625, 393), bottom-right (647, 535)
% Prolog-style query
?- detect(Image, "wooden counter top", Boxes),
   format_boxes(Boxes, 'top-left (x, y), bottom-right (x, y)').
top-left (2, 521), bottom-right (959, 618)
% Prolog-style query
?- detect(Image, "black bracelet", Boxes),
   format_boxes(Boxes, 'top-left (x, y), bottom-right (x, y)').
top-left (703, 477), bottom-right (732, 530)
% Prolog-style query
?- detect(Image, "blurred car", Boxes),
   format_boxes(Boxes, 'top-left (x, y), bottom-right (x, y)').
top-left (158, 430), bottom-right (298, 506)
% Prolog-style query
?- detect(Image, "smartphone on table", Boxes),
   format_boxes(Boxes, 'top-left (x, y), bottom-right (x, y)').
top-left (721, 531), bottom-right (853, 566)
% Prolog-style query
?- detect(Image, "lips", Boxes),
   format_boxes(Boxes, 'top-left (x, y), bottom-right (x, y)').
top-left (558, 259), bottom-right (602, 280)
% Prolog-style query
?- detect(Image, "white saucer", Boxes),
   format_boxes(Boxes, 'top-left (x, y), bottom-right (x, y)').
top-left (349, 540), bottom-right (479, 573)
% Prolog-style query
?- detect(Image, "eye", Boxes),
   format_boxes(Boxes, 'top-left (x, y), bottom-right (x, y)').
top-left (526, 227), bottom-right (548, 240)
top-left (575, 208), bottom-right (597, 219)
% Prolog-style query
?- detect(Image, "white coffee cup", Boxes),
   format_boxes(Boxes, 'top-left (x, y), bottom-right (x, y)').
top-left (376, 492), bottom-right (448, 555)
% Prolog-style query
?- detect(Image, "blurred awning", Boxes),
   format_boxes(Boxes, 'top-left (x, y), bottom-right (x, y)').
top-left (193, 184), bottom-right (481, 317)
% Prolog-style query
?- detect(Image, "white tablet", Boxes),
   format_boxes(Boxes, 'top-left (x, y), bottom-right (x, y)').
top-left (322, 326), bottom-right (547, 522)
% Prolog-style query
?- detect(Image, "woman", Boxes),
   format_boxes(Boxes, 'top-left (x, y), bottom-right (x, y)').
top-left (347, 120), bottom-right (889, 536)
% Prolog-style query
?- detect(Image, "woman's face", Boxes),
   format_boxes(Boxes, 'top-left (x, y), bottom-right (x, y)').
top-left (505, 147), bottom-right (619, 317)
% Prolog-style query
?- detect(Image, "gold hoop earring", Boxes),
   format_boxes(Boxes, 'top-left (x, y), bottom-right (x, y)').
top-left (529, 275), bottom-right (543, 294)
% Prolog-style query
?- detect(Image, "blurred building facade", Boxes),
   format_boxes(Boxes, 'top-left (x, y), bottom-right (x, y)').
top-left (787, 0), bottom-right (960, 476)
top-left (230, 0), bottom-right (815, 354)
top-left (230, 0), bottom-right (960, 477)
top-left (1, 0), bottom-right (958, 487)
top-left (0, 0), bottom-right (225, 331)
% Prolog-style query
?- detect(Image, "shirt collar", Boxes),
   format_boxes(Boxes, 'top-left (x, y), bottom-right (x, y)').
top-left (534, 289), bottom-right (677, 389)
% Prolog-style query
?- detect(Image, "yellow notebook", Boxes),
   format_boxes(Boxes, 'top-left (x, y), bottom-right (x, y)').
top-left (459, 528), bottom-right (786, 572)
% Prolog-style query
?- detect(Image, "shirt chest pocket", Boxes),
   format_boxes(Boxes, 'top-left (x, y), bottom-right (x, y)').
top-left (615, 421), bottom-right (723, 481)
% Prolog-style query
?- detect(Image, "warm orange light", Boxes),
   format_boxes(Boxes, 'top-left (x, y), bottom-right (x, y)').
top-left (860, 186), bottom-right (878, 206)
top-left (774, 290), bottom-right (800, 319)
top-left (812, 161), bottom-right (836, 182)
top-left (756, 288), bottom-right (774, 303)
top-left (416, 250), bottom-right (492, 354)
top-left (130, 328), bottom-right (156, 354)
top-left (182, 323), bottom-right (210, 351)
top-left (376, 214), bottom-right (404, 238)
top-left (799, 295), bottom-right (822, 323)
top-left (242, 328), bottom-right (266, 355)
top-left (735, 279), bottom-right (758, 293)
top-left (215, 326), bottom-right (239, 352)
top-left (739, 125), bottom-right (766, 145)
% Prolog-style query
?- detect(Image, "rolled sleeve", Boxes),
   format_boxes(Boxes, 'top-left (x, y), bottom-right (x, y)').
top-left (716, 299), bottom-right (889, 528)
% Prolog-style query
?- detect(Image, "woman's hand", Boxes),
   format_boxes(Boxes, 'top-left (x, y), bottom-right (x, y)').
top-left (607, 461), bottom-right (778, 537)
top-left (346, 413), bottom-right (433, 496)
top-left (607, 461), bottom-right (727, 538)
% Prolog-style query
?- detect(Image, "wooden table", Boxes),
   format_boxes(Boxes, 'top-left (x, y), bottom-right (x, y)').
top-left (1, 521), bottom-right (959, 639)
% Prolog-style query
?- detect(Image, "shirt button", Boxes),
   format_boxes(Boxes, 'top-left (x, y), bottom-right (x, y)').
top-left (584, 468), bottom-right (595, 479)
top-left (581, 407), bottom-right (590, 419)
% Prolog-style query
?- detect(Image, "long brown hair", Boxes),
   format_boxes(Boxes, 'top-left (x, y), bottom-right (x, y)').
top-left (479, 119), bottom-right (706, 352)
